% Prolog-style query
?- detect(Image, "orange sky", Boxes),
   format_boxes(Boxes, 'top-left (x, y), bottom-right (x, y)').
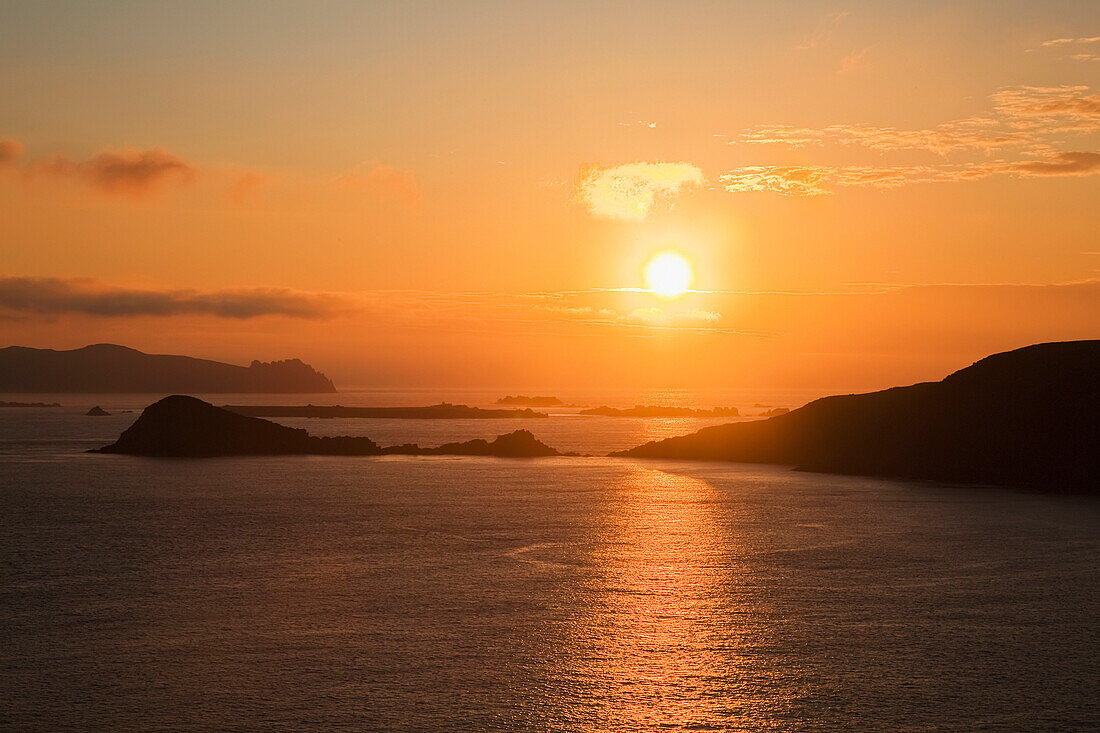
top-left (1, 1), bottom-right (1098, 389)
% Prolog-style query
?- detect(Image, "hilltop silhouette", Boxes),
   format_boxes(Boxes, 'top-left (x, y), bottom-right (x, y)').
top-left (0, 344), bottom-right (336, 393)
top-left (93, 396), bottom-right (558, 458)
top-left (614, 341), bottom-right (1099, 492)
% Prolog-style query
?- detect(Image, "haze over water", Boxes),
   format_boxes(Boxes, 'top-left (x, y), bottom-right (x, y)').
top-left (3, 405), bottom-right (1097, 730)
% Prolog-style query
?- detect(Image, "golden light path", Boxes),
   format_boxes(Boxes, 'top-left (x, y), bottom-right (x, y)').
top-left (644, 251), bottom-right (694, 297)
top-left (543, 466), bottom-right (774, 730)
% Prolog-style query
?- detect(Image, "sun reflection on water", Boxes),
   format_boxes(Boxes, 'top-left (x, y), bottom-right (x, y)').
top-left (547, 466), bottom-right (771, 731)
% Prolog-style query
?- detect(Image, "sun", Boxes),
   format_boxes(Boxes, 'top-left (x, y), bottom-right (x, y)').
top-left (644, 251), bottom-right (693, 297)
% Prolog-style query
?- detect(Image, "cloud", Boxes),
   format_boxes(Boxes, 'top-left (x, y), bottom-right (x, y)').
top-left (29, 147), bottom-right (195, 197)
top-left (732, 86), bottom-right (1100, 153)
top-left (720, 151), bottom-right (1100, 195)
top-left (797, 11), bottom-right (849, 50)
top-left (995, 151), bottom-right (1100, 176)
top-left (0, 277), bottom-right (345, 319)
top-left (1040, 36), bottom-right (1100, 47)
top-left (0, 138), bottom-right (23, 166)
top-left (1070, 53), bottom-right (1100, 62)
top-left (736, 121), bottom-right (1030, 154)
top-left (626, 307), bottom-right (722, 326)
top-left (720, 166), bottom-right (840, 196)
top-left (722, 83), bottom-right (1100, 195)
top-left (575, 161), bottom-right (704, 220)
top-left (990, 85), bottom-right (1100, 131)
top-left (618, 120), bottom-right (658, 128)
top-left (228, 171), bottom-right (269, 204)
top-left (338, 163), bottom-right (420, 206)
top-left (838, 47), bottom-right (870, 74)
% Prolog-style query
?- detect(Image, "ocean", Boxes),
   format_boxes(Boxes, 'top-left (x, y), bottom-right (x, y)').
top-left (2, 394), bottom-right (1098, 730)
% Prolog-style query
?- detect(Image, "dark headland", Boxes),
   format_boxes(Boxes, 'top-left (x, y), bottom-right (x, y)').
top-left (93, 396), bottom-right (558, 458)
top-left (0, 344), bottom-right (336, 393)
top-left (614, 340), bottom-right (1099, 493)
top-left (223, 404), bottom-right (548, 419)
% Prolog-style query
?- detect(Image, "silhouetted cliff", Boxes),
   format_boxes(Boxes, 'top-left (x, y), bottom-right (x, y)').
top-left (94, 396), bottom-right (558, 457)
top-left (0, 344), bottom-right (336, 393)
top-left (614, 341), bottom-right (1099, 492)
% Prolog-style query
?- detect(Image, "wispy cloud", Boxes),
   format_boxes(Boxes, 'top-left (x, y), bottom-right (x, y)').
top-left (734, 86), bottom-right (1100, 153)
top-left (28, 147), bottom-right (196, 197)
top-left (1040, 36), bottom-right (1100, 47)
top-left (991, 85), bottom-right (1100, 131)
top-left (721, 84), bottom-right (1100, 195)
top-left (736, 120), bottom-right (1029, 154)
top-left (0, 277), bottom-right (346, 319)
top-left (626, 307), bottom-right (722, 326)
top-left (574, 161), bottom-right (704, 220)
top-left (618, 120), bottom-right (658, 128)
top-left (1032, 37), bottom-right (1100, 62)
top-left (796, 11), bottom-right (849, 50)
top-left (720, 151), bottom-right (1100, 196)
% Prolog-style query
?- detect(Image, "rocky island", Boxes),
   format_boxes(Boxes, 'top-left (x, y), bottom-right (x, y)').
top-left (0, 344), bottom-right (336, 393)
top-left (223, 403), bottom-right (548, 419)
top-left (93, 396), bottom-right (559, 457)
top-left (614, 340), bottom-right (1099, 492)
top-left (581, 405), bottom-right (740, 418)
top-left (496, 395), bottom-right (567, 407)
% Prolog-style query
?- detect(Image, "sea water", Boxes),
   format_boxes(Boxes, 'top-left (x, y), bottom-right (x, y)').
top-left (1, 397), bottom-right (1098, 730)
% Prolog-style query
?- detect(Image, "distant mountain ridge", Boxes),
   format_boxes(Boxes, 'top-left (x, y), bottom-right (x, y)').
top-left (0, 344), bottom-right (336, 393)
top-left (615, 340), bottom-right (1099, 492)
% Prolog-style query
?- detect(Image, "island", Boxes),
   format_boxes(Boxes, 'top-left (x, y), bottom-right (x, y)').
top-left (86, 406), bottom-right (110, 416)
top-left (0, 344), bottom-right (336, 393)
top-left (496, 395), bottom-right (567, 407)
top-left (92, 395), bottom-right (559, 457)
top-left (613, 340), bottom-right (1099, 493)
top-left (222, 403), bottom-right (548, 419)
top-left (759, 407), bottom-right (790, 417)
top-left (0, 400), bottom-right (61, 408)
top-left (580, 405), bottom-right (740, 418)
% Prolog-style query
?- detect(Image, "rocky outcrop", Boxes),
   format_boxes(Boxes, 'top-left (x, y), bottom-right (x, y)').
top-left (93, 396), bottom-right (558, 458)
top-left (223, 403), bottom-right (548, 419)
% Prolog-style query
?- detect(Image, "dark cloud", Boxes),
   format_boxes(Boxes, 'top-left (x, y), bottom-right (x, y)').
top-left (31, 147), bottom-right (195, 196)
top-left (0, 278), bottom-right (344, 319)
